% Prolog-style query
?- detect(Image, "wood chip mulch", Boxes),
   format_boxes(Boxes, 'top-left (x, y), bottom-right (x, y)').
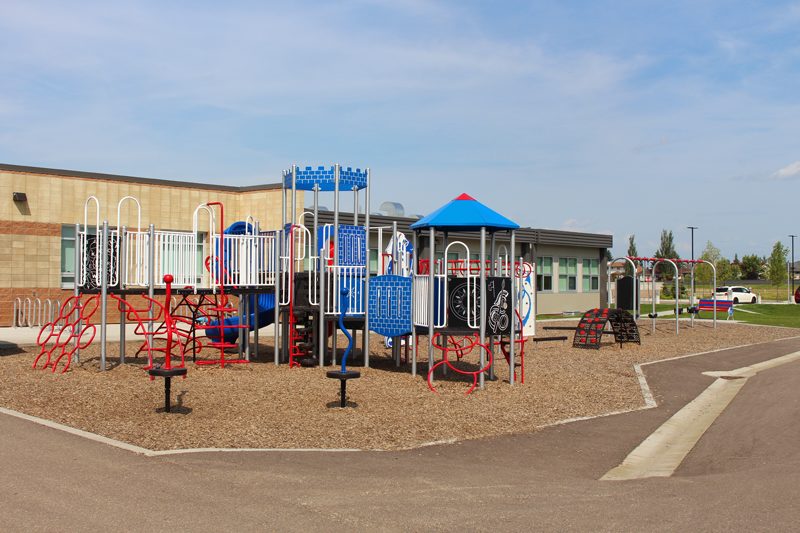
top-left (1, 321), bottom-right (796, 451)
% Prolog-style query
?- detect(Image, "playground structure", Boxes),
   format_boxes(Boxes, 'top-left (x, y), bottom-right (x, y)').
top-left (608, 256), bottom-right (720, 332)
top-left (33, 165), bottom-right (543, 399)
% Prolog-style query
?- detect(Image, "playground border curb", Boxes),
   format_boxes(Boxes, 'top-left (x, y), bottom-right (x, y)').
top-left (3, 335), bottom-right (800, 458)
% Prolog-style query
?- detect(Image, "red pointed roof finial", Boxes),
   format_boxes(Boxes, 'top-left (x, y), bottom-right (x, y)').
top-left (454, 193), bottom-right (475, 201)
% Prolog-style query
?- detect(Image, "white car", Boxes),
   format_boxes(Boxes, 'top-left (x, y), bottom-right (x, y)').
top-left (714, 286), bottom-right (758, 304)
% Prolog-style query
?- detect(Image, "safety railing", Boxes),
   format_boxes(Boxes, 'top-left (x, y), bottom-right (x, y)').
top-left (324, 266), bottom-right (366, 316)
top-left (219, 232), bottom-right (278, 287)
top-left (412, 275), bottom-right (446, 328)
top-left (154, 231), bottom-right (203, 289)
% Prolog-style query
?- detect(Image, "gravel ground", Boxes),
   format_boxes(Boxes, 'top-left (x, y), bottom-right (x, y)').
top-left (1, 320), bottom-right (797, 451)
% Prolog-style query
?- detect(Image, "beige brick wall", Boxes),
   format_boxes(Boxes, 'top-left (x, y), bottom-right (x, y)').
top-left (0, 168), bottom-right (301, 325)
top-left (0, 170), bottom-right (299, 231)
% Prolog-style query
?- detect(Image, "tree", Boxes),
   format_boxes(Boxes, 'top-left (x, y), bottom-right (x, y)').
top-left (766, 241), bottom-right (788, 289)
top-left (652, 230), bottom-right (679, 280)
top-left (696, 241), bottom-right (731, 285)
top-left (626, 234), bottom-right (638, 276)
top-left (605, 249), bottom-right (613, 261)
top-left (740, 254), bottom-right (762, 280)
top-left (654, 230), bottom-right (679, 259)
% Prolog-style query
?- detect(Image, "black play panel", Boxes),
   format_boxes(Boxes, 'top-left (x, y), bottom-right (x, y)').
top-left (573, 308), bottom-right (640, 349)
top-left (446, 277), bottom-right (477, 330)
top-left (82, 234), bottom-right (119, 290)
top-left (445, 276), bottom-right (513, 334)
top-left (615, 275), bottom-right (638, 311)
top-left (485, 277), bottom-right (512, 336)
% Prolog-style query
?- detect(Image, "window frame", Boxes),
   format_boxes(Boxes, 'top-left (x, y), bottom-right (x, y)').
top-left (536, 256), bottom-right (553, 292)
top-left (582, 258), bottom-right (600, 293)
top-left (559, 257), bottom-right (578, 292)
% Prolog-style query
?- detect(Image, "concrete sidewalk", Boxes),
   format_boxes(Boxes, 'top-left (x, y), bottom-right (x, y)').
top-left (2, 336), bottom-right (800, 530)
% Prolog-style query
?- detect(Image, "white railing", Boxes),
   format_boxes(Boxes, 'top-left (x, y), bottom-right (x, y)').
top-left (154, 231), bottom-right (201, 288)
top-left (219, 233), bottom-right (278, 287)
top-left (122, 230), bottom-right (150, 287)
top-left (325, 266), bottom-right (366, 316)
top-left (412, 275), bottom-right (446, 327)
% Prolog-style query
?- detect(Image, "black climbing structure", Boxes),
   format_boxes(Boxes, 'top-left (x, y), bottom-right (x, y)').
top-left (573, 308), bottom-right (640, 349)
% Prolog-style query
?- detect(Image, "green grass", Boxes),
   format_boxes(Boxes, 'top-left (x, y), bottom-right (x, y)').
top-left (696, 304), bottom-right (800, 328)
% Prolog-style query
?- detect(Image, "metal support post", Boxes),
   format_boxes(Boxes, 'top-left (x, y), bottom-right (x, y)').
top-left (509, 232), bottom-right (516, 385)
top-left (253, 222), bottom-right (260, 361)
top-left (148, 224), bottom-right (155, 341)
top-left (275, 229), bottom-right (282, 365)
top-left (392, 220), bottom-right (400, 367)
top-left (73, 223), bottom-right (82, 363)
top-left (364, 169), bottom-right (371, 368)
top-left (411, 230), bottom-right (418, 377)
top-left (119, 225), bottom-right (126, 363)
top-left (479, 227), bottom-right (487, 389)
top-left (100, 221), bottom-right (109, 371)
top-left (428, 228), bottom-right (435, 378)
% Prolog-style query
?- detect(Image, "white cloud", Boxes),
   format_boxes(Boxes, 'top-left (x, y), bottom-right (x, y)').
top-left (771, 161), bottom-right (800, 181)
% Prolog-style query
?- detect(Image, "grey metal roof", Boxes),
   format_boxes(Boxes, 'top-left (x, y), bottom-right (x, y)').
top-left (310, 210), bottom-right (613, 248)
top-left (0, 163), bottom-right (281, 192)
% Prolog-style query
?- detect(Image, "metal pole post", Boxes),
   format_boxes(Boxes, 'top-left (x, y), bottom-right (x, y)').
top-left (489, 232), bottom-right (496, 381)
top-left (674, 263), bottom-right (679, 335)
top-left (281, 170), bottom-right (287, 228)
top-left (364, 169), bottom-right (371, 368)
top-left (291, 165), bottom-right (297, 226)
top-left (73, 223), bottom-right (82, 364)
top-left (479, 227), bottom-right (486, 389)
top-left (428, 227), bottom-right (435, 377)
top-left (509, 231), bottom-right (516, 385)
top-left (100, 220), bottom-right (109, 371)
top-left (275, 228), bottom-right (282, 365)
top-left (651, 262), bottom-right (656, 334)
top-left (253, 222), bottom-right (260, 361)
top-left (411, 230), bottom-right (418, 377)
top-left (789, 235), bottom-right (797, 302)
top-left (688, 226), bottom-right (697, 326)
top-left (119, 225), bottom-right (126, 363)
top-left (332, 164), bottom-right (340, 366)
top-left (392, 220), bottom-right (399, 367)
top-left (148, 224), bottom-right (155, 344)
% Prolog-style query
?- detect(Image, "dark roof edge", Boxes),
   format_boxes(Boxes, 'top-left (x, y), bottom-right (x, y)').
top-left (0, 163), bottom-right (281, 192)
top-left (308, 209), bottom-right (613, 247)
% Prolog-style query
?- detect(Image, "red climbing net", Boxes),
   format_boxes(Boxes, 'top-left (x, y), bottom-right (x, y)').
top-left (33, 294), bottom-right (101, 373)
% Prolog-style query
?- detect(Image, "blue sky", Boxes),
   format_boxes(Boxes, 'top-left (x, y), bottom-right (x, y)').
top-left (2, 0), bottom-right (799, 259)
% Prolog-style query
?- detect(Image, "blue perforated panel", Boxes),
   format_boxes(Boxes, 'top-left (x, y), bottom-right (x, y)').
top-left (284, 166), bottom-right (368, 192)
top-left (337, 225), bottom-right (366, 266)
top-left (368, 275), bottom-right (412, 337)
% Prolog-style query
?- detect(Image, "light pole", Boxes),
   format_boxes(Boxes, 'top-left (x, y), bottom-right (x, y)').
top-left (790, 234), bottom-right (797, 303)
top-left (688, 226), bottom-right (698, 306)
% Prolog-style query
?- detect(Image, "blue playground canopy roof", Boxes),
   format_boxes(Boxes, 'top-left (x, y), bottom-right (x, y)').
top-left (410, 193), bottom-right (520, 232)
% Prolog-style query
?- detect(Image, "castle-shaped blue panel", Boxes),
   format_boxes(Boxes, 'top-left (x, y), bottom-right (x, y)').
top-left (284, 166), bottom-right (368, 192)
top-left (315, 225), bottom-right (366, 267)
top-left (338, 225), bottom-right (366, 266)
top-left (369, 275), bottom-right (412, 337)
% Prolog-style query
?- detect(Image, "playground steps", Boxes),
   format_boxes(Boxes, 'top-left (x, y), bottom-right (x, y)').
top-left (289, 311), bottom-right (314, 367)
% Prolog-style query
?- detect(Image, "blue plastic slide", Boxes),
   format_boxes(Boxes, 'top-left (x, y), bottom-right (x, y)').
top-left (205, 292), bottom-right (276, 344)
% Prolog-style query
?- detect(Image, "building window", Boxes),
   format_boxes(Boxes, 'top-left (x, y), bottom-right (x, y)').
top-left (61, 225), bottom-right (76, 288)
top-left (369, 249), bottom-right (379, 274)
top-left (583, 258), bottom-right (600, 292)
top-left (537, 257), bottom-right (553, 291)
top-left (559, 257), bottom-right (577, 292)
